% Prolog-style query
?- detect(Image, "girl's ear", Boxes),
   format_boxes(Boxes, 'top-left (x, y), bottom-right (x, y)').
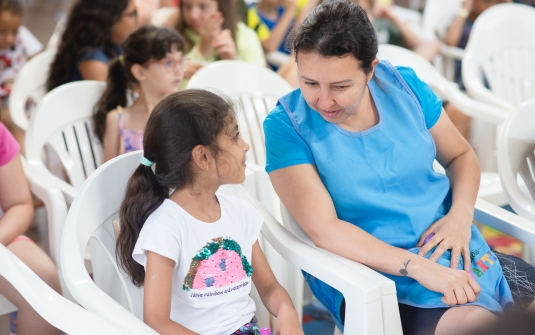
top-left (130, 64), bottom-right (146, 82)
top-left (191, 144), bottom-right (211, 171)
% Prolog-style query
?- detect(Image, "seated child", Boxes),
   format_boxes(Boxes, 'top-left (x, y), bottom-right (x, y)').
top-left (116, 89), bottom-right (303, 335)
top-left (93, 25), bottom-right (186, 162)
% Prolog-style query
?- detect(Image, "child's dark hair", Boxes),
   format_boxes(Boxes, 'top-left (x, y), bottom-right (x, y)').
top-left (46, 0), bottom-right (130, 92)
top-left (293, 0), bottom-right (378, 75)
top-left (117, 89), bottom-right (235, 286)
top-left (176, 0), bottom-right (237, 53)
top-left (0, 0), bottom-right (23, 15)
top-left (93, 25), bottom-right (185, 142)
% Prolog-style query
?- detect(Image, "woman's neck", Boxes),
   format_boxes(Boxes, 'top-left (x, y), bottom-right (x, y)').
top-left (170, 182), bottom-right (221, 223)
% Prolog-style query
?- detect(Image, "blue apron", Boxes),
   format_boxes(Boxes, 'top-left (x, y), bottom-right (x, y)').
top-left (276, 61), bottom-right (513, 331)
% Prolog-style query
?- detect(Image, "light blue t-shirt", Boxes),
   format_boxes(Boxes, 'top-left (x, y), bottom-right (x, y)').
top-left (263, 61), bottom-right (513, 331)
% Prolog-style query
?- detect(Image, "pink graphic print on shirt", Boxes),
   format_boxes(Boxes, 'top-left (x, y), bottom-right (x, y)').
top-left (183, 237), bottom-right (253, 291)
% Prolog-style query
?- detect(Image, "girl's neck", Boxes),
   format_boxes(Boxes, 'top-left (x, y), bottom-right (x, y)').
top-left (169, 182), bottom-right (221, 223)
top-left (133, 89), bottom-right (165, 115)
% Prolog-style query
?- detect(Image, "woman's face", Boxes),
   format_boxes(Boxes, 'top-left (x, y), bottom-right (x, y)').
top-left (181, 0), bottom-right (219, 33)
top-left (111, 0), bottom-right (139, 44)
top-left (297, 52), bottom-right (376, 126)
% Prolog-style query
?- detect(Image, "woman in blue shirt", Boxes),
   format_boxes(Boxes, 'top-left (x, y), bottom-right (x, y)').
top-left (264, 1), bottom-right (534, 334)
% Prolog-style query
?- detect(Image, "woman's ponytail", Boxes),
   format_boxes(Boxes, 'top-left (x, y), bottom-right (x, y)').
top-left (116, 164), bottom-right (168, 287)
top-left (93, 57), bottom-right (129, 142)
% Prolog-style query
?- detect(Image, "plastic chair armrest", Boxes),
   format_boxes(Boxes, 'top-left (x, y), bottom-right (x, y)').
top-left (474, 198), bottom-right (535, 264)
top-left (266, 51), bottom-right (290, 68)
top-left (26, 162), bottom-right (77, 202)
top-left (440, 44), bottom-right (465, 60)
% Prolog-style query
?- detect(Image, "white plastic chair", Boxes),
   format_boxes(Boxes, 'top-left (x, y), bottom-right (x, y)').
top-left (0, 243), bottom-right (135, 335)
top-left (463, 3), bottom-right (535, 112)
top-left (498, 100), bottom-right (535, 224)
top-left (378, 44), bottom-right (508, 205)
top-left (62, 150), bottom-right (404, 335)
top-left (24, 80), bottom-right (106, 204)
top-left (187, 60), bottom-right (303, 326)
top-left (8, 49), bottom-right (57, 131)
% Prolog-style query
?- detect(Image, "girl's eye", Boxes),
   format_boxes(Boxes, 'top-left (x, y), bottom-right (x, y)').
top-left (235, 132), bottom-right (240, 139)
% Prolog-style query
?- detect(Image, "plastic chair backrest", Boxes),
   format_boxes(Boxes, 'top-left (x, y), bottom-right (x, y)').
top-left (463, 3), bottom-right (535, 110)
top-left (9, 49), bottom-right (57, 131)
top-left (0, 244), bottom-right (133, 335)
top-left (61, 150), bottom-right (158, 334)
top-left (25, 81), bottom-right (106, 194)
top-left (498, 100), bottom-right (535, 222)
top-left (187, 60), bottom-right (293, 167)
top-left (421, 0), bottom-right (463, 41)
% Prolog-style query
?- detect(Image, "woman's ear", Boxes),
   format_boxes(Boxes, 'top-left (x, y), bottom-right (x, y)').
top-left (130, 64), bottom-right (146, 82)
top-left (191, 144), bottom-right (211, 171)
top-left (367, 58), bottom-right (380, 82)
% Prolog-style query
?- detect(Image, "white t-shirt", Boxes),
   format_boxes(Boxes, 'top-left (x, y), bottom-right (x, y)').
top-left (0, 26), bottom-right (43, 97)
top-left (133, 192), bottom-right (263, 335)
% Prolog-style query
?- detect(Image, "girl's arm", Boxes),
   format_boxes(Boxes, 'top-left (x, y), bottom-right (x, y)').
top-left (251, 241), bottom-right (303, 335)
top-left (445, 0), bottom-right (473, 47)
top-left (270, 163), bottom-right (480, 306)
top-left (78, 60), bottom-right (109, 82)
top-left (259, 1), bottom-right (298, 53)
top-left (103, 110), bottom-right (121, 162)
top-left (0, 155), bottom-right (34, 245)
top-left (417, 110), bottom-right (480, 270)
top-left (144, 251), bottom-right (199, 335)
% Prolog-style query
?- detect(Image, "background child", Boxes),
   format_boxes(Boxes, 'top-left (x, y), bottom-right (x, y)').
top-left (175, 0), bottom-right (265, 86)
top-left (0, 121), bottom-right (61, 335)
top-left (93, 25), bottom-right (186, 162)
top-left (0, 0), bottom-right (43, 145)
top-left (116, 89), bottom-right (303, 335)
top-left (46, 0), bottom-right (138, 92)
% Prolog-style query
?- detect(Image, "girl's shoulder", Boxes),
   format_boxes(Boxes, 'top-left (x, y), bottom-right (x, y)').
top-left (217, 192), bottom-right (263, 222)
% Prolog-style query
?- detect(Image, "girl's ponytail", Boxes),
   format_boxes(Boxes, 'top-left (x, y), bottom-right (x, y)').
top-left (93, 57), bottom-right (129, 142)
top-left (117, 164), bottom-right (168, 287)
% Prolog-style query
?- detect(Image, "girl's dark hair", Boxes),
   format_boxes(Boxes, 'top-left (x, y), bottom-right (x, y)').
top-left (293, 0), bottom-right (378, 75)
top-left (176, 0), bottom-right (237, 53)
top-left (117, 89), bottom-right (234, 286)
top-left (0, 0), bottom-right (22, 15)
top-left (93, 25), bottom-right (185, 142)
top-left (46, 0), bottom-right (129, 91)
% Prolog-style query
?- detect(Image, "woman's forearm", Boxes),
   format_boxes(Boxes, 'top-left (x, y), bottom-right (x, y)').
top-left (0, 203), bottom-right (33, 245)
top-left (445, 148), bottom-right (480, 218)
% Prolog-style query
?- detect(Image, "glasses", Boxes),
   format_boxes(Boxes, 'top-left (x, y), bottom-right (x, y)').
top-left (152, 57), bottom-right (189, 73)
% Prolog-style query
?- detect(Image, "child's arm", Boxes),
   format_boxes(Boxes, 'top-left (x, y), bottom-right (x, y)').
top-left (144, 251), bottom-right (199, 335)
top-left (260, 0), bottom-right (298, 53)
top-left (251, 241), bottom-right (304, 335)
top-left (103, 110), bottom-right (121, 162)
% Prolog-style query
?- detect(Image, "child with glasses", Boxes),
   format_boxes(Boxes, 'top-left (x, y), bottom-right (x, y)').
top-left (93, 25), bottom-right (187, 161)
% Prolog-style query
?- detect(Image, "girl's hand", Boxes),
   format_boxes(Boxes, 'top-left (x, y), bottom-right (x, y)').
top-left (198, 11), bottom-right (224, 56)
top-left (417, 209), bottom-right (473, 271)
top-left (462, 0), bottom-right (474, 12)
top-left (411, 258), bottom-right (481, 306)
top-left (275, 304), bottom-right (304, 335)
top-left (213, 29), bottom-right (237, 60)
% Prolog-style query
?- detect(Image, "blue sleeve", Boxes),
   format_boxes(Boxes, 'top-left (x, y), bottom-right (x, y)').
top-left (263, 105), bottom-right (315, 173)
top-left (78, 48), bottom-right (110, 63)
top-left (396, 66), bottom-right (442, 129)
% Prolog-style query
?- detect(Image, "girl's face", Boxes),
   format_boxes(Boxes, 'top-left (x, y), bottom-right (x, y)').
top-left (0, 10), bottom-right (22, 50)
top-left (111, 0), bottom-right (139, 44)
top-left (181, 0), bottom-right (219, 32)
top-left (141, 44), bottom-right (187, 96)
top-left (214, 116), bottom-right (250, 185)
top-left (297, 51), bottom-right (377, 126)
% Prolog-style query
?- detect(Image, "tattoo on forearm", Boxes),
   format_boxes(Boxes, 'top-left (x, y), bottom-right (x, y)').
top-left (399, 260), bottom-right (410, 276)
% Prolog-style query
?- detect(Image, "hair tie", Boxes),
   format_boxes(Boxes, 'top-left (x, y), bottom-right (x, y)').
top-left (118, 55), bottom-right (125, 66)
top-left (140, 156), bottom-right (154, 167)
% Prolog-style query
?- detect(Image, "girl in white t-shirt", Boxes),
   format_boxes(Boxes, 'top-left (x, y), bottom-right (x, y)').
top-left (116, 89), bottom-right (303, 335)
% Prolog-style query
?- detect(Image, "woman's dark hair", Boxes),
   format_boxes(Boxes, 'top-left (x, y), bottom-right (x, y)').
top-left (293, 0), bottom-right (377, 75)
top-left (93, 25), bottom-right (185, 142)
top-left (0, 0), bottom-right (23, 15)
top-left (46, 0), bottom-right (129, 91)
top-left (117, 89), bottom-right (234, 286)
top-left (176, 0), bottom-right (238, 53)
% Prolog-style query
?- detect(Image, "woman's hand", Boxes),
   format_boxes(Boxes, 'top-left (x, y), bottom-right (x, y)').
top-left (411, 259), bottom-right (481, 306)
top-left (417, 209), bottom-right (473, 271)
top-left (213, 29), bottom-right (237, 60)
top-left (275, 304), bottom-right (304, 335)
